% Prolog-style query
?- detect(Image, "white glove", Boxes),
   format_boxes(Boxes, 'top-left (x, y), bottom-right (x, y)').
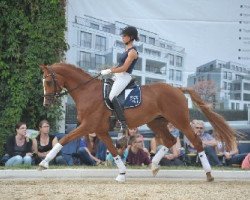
top-left (101, 69), bottom-right (112, 75)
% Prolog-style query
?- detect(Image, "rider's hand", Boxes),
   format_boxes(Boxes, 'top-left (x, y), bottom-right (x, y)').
top-left (101, 69), bottom-right (112, 75)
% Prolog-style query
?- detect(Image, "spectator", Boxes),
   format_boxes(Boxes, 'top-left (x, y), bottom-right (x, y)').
top-left (150, 123), bottom-right (184, 166)
top-left (77, 133), bottom-right (107, 165)
top-left (184, 119), bottom-right (222, 166)
top-left (126, 134), bottom-right (151, 166)
top-left (106, 136), bottom-right (128, 166)
top-left (33, 120), bottom-right (66, 165)
top-left (5, 122), bottom-right (35, 167)
top-left (127, 127), bottom-right (150, 156)
top-left (216, 140), bottom-right (248, 166)
top-left (241, 153), bottom-right (250, 170)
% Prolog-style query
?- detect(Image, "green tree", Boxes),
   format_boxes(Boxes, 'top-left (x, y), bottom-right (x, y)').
top-left (0, 0), bottom-right (67, 154)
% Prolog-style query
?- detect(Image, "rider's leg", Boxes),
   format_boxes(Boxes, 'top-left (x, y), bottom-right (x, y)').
top-left (109, 72), bottom-right (132, 130)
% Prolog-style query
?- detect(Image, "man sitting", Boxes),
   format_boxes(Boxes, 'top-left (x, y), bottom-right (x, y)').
top-left (184, 119), bottom-right (222, 166)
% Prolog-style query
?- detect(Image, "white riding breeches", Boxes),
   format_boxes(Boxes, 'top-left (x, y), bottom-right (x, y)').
top-left (109, 72), bottom-right (132, 101)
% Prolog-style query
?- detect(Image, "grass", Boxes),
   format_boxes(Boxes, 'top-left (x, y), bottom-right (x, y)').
top-left (0, 164), bottom-right (244, 171)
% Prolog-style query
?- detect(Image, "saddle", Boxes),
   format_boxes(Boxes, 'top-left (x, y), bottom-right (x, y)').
top-left (102, 78), bottom-right (142, 110)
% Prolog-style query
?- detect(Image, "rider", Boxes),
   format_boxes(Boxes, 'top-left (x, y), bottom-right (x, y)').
top-left (101, 26), bottom-right (139, 131)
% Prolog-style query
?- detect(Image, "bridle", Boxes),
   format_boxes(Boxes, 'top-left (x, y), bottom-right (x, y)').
top-left (43, 66), bottom-right (101, 104)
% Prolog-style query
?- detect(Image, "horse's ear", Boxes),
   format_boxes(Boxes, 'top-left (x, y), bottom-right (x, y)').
top-left (39, 64), bottom-right (48, 71)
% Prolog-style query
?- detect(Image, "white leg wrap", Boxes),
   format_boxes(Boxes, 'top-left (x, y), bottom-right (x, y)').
top-left (45, 143), bottom-right (63, 162)
top-left (152, 146), bottom-right (168, 165)
top-left (198, 151), bottom-right (211, 173)
top-left (114, 155), bottom-right (126, 174)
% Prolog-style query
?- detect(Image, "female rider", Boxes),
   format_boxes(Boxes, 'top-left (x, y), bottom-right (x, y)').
top-left (101, 26), bottom-right (139, 130)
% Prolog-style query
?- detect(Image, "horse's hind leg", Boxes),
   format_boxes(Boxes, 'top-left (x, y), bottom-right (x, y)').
top-left (97, 132), bottom-right (126, 182)
top-left (147, 117), bottom-right (177, 176)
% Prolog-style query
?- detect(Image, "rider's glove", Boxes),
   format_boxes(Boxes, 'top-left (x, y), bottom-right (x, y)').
top-left (101, 69), bottom-right (112, 75)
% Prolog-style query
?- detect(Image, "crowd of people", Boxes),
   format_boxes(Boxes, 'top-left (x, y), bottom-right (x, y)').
top-left (1, 119), bottom-right (249, 170)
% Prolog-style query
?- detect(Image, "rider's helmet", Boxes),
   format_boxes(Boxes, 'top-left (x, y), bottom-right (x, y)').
top-left (121, 26), bottom-right (139, 41)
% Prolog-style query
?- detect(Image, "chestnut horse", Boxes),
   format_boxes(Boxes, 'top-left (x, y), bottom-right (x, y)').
top-left (39, 63), bottom-right (237, 182)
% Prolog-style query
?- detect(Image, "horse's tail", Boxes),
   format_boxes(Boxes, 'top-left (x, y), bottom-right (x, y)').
top-left (179, 87), bottom-right (237, 151)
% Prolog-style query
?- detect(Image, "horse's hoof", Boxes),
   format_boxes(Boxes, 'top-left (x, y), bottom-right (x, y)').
top-left (37, 165), bottom-right (47, 171)
top-left (151, 163), bottom-right (160, 177)
top-left (206, 172), bottom-right (214, 182)
top-left (38, 160), bottom-right (49, 170)
top-left (115, 174), bottom-right (126, 183)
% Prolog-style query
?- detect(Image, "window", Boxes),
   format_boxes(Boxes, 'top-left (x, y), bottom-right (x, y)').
top-left (223, 82), bottom-right (227, 90)
top-left (103, 27), bottom-right (110, 33)
top-left (80, 31), bottom-right (92, 48)
top-left (228, 72), bottom-right (232, 80)
top-left (244, 83), bottom-right (250, 90)
top-left (139, 34), bottom-right (146, 43)
top-left (243, 93), bottom-right (250, 101)
top-left (243, 104), bottom-right (248, 110)
top-left (236, 103), bottom-right (240, 110)
top-left (90, 23), bottom-right (99, 30)
top-left (236, 74), bottom-right (243, 80)
top-left (228, 83), bottom-right (232, 90)
top-left (95, 35), bottom-right (106, 51)
top-left (95, 54), bottom-right (105, 69)
top-left (169, 69), bottom-right (174, 80)
top-left (176, 56), bottom-right (183, 67)
top-left (79, 51), bottom-right (91, 68)
top-left (234, 83), bottom-right (241, 90)
top-left (149, 37), bottom-right (155, 45)
top-left (169, 54), bottom-right (174, 66)
top-left (160, 43), bottom-right (165, 48)
top-left (223, 71), bottom-right (227, 79)
top-left (145, 49), bottom-right (160, 57)
top-left (231, 102), bottom-right (235, 110)
top-left (176, 70), bottom-right (182, 81)
top-left (115, 41), bottom-right (124, 48)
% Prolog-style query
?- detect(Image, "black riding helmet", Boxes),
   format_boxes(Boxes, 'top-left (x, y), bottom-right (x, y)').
top-left (121, 26), bottom-right (139, 41)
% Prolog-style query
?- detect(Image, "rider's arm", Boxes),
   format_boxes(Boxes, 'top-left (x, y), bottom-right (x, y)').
top-left (111, 50), bottom-right (137, 73)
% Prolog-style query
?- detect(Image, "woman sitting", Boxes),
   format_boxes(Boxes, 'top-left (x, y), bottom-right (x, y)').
top-left (5, 122), bottom-right (36, 167)
top-left (34, 120), bottom-right (66, 165)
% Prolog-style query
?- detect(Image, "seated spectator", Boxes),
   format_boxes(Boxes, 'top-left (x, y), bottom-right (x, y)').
top-left (126, 134), bottom-right (151, 166)
top-left (216, 140), bottom-right (248, 166)
top-left (150, 123), bottom-right (184, 166)
top-left (127, 127), bottom-right (150, 156)
top-left (77, 133), bottom-right (107, 165)
top-left (184, 119), bottom-right (222, 166)
top-left (5, 122), bottom-right (36, 167)
top-left (33, 120), bottom-right (66, 165)
top-left (106, 136), bottom-right (128, 166)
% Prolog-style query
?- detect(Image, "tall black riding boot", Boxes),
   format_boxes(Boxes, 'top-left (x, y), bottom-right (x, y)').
top-left (112, 97), bottom-right (128, 132)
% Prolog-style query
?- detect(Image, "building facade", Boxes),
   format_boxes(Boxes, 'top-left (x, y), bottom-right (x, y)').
top-left (187, 59), bottom-right (250, 110)
top-left (65, 15), bottom-right (186, 104)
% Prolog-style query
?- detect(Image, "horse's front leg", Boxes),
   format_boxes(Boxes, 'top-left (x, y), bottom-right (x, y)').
top-left (38, 123), bottom-right (86, 170)
top-left (97, 132), bottom-right (126, 182)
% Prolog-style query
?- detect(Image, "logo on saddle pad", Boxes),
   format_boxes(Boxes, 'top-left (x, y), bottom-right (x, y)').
top-left (103, 78), bottom-right (141, 110)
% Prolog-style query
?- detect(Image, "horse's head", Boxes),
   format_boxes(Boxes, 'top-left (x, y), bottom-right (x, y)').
top-left (39, 64), bottom-right (65, 107)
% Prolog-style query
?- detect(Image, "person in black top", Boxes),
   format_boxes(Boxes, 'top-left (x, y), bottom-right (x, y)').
top-left (5, 122), bottom-right (35, 167)
top-left (33, 120), bottom-right (66, 165)
top-left (100, 26), bottom-right (139, 131)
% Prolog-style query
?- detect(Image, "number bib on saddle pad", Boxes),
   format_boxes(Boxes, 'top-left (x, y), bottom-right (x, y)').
top-left (102, 78), bottom-right (141, 110)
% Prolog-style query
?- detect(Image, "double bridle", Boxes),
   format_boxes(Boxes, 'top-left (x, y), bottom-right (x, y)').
top-left (43, 66), bottom-right (101, 103)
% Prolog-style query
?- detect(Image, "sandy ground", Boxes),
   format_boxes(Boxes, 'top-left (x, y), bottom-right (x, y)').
top-left (0, 178), bottom-right (249, 200)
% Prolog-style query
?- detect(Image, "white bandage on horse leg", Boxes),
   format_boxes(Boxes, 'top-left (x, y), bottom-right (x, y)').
top-left (44, 143), bottom-right (63, 162)
top-left (152, 146), bottom-right (168, 165)
top-left (114, 155), bottom-right (126, 174)
top-left (198, 151), bottom-right (211, 173)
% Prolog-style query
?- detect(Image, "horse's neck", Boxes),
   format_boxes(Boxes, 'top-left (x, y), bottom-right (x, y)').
top-left (53, 65), bottom-right (101, 105)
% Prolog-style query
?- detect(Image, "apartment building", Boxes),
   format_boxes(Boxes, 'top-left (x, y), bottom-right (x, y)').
top-left (187, 59), bottom-right (250, 110)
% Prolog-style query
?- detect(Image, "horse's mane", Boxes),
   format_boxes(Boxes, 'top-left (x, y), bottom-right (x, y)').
top-left (52, 63), bottom-right (94, 79)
